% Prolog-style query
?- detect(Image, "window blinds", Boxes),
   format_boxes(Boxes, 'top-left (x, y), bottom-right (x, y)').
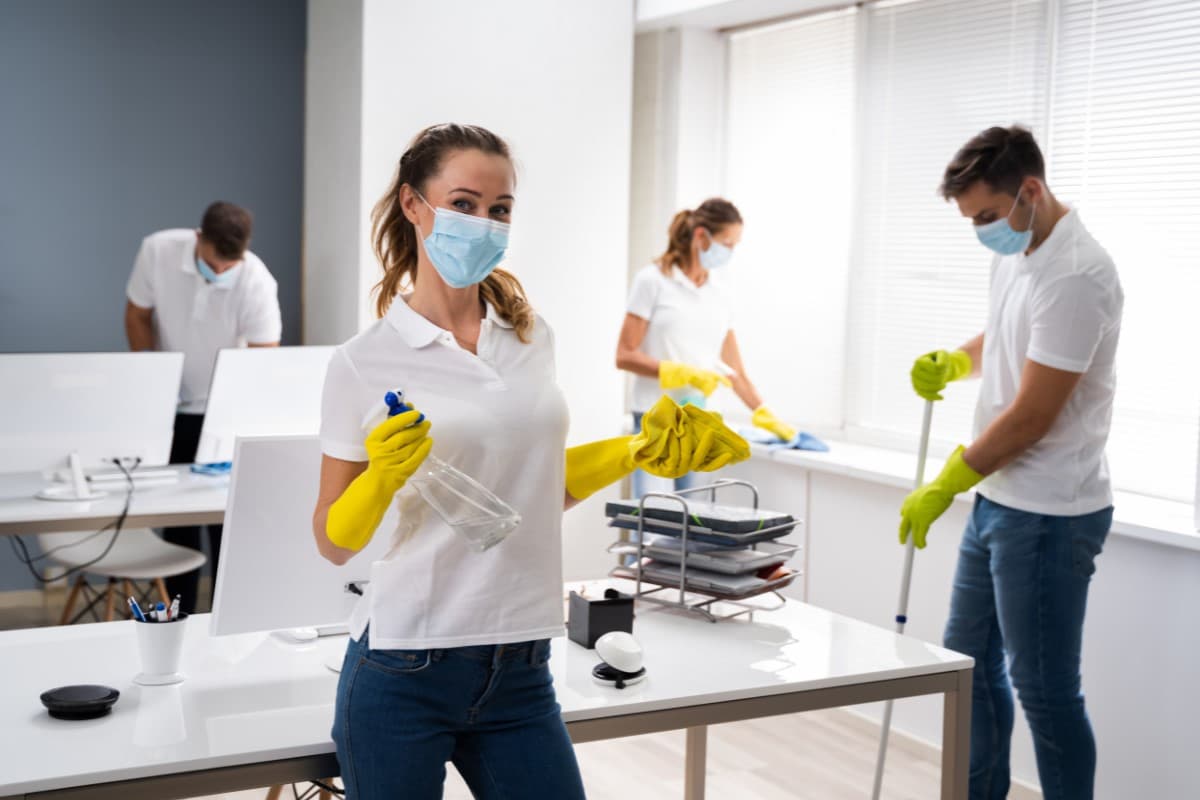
top-left (843, 0), bottom-right (1048, 450)
top-left (1047, 0), bottom-right (1200, 501)
top-left (724, 0), bottom-right (1199, 502)
top-left (725, 10), bottom-right (858, 429)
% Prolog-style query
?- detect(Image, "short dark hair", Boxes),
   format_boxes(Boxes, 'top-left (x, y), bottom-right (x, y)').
top-left (200, 201), bottom-right (253, 259)
top-left (939, 125), bottom-right (1045, 201)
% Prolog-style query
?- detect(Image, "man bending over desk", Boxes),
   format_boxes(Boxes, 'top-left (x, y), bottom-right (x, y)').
top-left (124, 201), bottom-right (282, 613)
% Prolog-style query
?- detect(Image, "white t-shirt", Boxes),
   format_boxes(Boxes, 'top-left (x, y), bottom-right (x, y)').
top-left (974, 209), bottom-right (1123, 517)
top-left (626, 263), bottom-right (733, 412)
top-left (125, 229), bottom-right (282, 413)
top-left (319, 297), bottom-right (569, 650)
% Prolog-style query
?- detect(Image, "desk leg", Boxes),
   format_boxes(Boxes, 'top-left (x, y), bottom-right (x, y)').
top-left (941, 667), bottom-right (973, 800)
top-left (684, 725), bottom-right (707, 800)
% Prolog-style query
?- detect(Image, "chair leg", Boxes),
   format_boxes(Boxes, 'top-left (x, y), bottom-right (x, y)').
top-left (59, 575), bottom-right (85, 625)
top-left (104, 578), bottom-right (117, 621)
top-left (154, 577), bottom-right (170, 606)
top-left (265, 786), bottom-right (283, 800)
top-left (121, 580), bottom-right (134, 617)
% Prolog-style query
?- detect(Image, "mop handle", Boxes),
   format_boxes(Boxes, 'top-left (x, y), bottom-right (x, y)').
top-left (894, 400), bottom-right (934, 631)
top-left (872, 399), bottom-right (935, 800)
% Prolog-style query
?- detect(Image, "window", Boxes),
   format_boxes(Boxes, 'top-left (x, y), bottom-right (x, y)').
top-left (724, 0), bottom-right (1200, 503)
top-left (1046, 0), bottom-right (1200, 502)
top-left (725, 10), bottom-right (857, 431)
top-left (845, 0), bottom-right (1048, 451)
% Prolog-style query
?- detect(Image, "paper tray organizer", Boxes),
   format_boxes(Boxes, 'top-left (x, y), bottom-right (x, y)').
top-left (606, 479), bottom-right (803, 622)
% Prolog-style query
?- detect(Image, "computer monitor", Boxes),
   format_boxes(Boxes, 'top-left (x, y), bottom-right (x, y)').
top-left (0, 352), bottom-right (183, 475)
top-left (195, 346), bottom-right (335, 465)
top-left (210, 435), bottom-right (396, 637)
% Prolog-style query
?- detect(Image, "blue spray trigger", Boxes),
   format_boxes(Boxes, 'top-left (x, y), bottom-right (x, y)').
top-left (384, 391), bottom-right (426, 425)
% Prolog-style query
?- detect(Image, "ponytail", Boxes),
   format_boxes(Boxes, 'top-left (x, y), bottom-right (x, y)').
top-left (657, 209), bottom-right (694, 274)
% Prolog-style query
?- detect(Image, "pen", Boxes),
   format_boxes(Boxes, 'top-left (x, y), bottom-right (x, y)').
top-left (168, 595), bottom-right (180, 621)
top-left (154, 602), bottom-right (166, 623)
top-left (127, 596), bottom-right (146, 622)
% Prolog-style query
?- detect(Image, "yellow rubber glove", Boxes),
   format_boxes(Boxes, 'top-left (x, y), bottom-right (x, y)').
top-left (326, 409), bottom-right (433, 552)
top-left (659, 361), bottom-right (732, 397)
top-left (751, 405), bottom-right (797, 443)
top-left (565, 396), bottom-right (751, 500)
top-left (898, 445), bottom-right (983, 549)
top-left (910, 350), bottom-right (972, 401)
top-left (679, 404), bottom-right (751, 471)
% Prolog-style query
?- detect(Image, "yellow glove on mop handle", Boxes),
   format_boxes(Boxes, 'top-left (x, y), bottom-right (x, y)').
top-left (898, 445), bottom-right (983, 549)
top-left (565, 396), bottom-right (750, 500)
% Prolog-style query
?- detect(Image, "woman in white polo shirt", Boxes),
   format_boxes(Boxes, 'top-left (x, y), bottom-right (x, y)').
top-left (616, 198), bottom-right (796, 496)
top-left (311, 124), bottom-right (745, 800)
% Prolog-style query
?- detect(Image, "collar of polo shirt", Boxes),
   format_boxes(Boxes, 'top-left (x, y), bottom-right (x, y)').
top-left (386, 295), bottom-right (513, 349)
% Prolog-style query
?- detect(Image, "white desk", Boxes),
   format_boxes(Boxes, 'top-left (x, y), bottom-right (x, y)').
top-left (0, 466), bottom-right (227, 536)
top-left (0, 589), bottom-right (972, 800)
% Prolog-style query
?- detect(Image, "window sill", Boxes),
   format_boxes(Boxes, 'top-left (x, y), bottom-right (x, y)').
top-left (751, 442), bottom-right (1200, 552)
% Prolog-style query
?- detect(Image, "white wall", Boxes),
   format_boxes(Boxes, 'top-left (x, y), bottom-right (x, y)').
top-left (636, 0), bottom-right (833, 32)
top-left (305, 0), bottom-right (635, 579)
top-left (721, 456), bottom-right (1200, 799)
top-left (627, 27), bottom-right (726, 279)
top-left (303, 0), bottom-right (365, 346)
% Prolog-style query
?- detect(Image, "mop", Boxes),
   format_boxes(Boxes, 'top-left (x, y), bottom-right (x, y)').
top-left (871, 399), bottom-right (934, 800)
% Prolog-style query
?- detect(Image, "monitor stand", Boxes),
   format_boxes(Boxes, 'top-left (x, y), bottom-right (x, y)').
top-left (266, 625), bottom-right (351, 673)
top-left (36, 452), bottom-right (106, 502)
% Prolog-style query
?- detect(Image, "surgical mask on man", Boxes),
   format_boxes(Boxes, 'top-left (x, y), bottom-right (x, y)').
top-left (414, 191), bottom-right (510, 288)
top-left (196, 256), bottom-right (239, 286)
top-left (975, 189), bottom-right (1036, 256)
top-left (698, 230), bottom-right (733, 271)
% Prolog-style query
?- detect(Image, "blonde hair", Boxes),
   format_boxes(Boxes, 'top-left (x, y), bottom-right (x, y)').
top-left (370, 123), bottom-right (535, 342)
top-left (656, 198), bottom-right (744, 275)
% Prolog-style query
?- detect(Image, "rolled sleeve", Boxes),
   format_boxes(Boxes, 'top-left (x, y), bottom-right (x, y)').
top-left (126, 238), bottom-right (156, 308)
top-left (1027, 274), bottom-right (1113, 373)
top-left (625, 268), bottom-right (659, 320)
top-left (320, 349), bottom-right (370, 462)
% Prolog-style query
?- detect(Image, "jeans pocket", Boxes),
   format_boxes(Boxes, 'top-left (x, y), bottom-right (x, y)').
top-left (1069, 516), bottom-right (1110, 579)
top-left (361, 647), bottom-right (435, 676)
top-left (533, 639), bottom-right (552, 667)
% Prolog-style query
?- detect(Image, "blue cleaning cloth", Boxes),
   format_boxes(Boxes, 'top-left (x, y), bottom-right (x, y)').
top-left (738, 427), bottom-right (831, 452)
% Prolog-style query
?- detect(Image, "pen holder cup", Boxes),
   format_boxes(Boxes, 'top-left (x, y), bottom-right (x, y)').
top-left (134, 613), bottom-right (188, 686)
top-left (568, 589), bottom-right (635, 649)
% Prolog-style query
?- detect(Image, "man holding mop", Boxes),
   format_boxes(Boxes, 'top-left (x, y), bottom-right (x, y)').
top-left (899, 126), bottom-right (1122, 800)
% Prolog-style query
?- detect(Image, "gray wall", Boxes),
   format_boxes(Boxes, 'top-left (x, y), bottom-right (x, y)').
top-left (0, 0), bottom-right (306, 352)
top-left (0, 0), bottom-right (306, 592)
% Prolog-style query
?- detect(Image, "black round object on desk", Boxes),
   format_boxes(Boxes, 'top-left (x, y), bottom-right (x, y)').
top-left (591, 663), bottom-right (647, 690)
top-left (40, 685), bottom-right (120, 720)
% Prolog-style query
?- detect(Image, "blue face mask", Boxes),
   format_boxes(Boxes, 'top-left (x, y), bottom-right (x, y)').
top-left (974, 190), bottom-right (1036, 256)
top-left (416, 193), bottom-right (510, 288)
top-left (698, 230), bottom-right (733, 271)
top-left (196, 256), bottom-right (239, 286)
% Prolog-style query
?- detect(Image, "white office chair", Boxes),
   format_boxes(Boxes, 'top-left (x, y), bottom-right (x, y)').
top-left (37, 529), bottom-right (207, 625)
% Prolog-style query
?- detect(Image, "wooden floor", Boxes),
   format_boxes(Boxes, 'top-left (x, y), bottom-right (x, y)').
top-left (196, 709), bottom-right (946, 800)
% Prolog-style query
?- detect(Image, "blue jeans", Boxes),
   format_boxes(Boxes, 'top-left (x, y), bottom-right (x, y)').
top-left (944, 495), bottom-right (1112, 800)
top-left (332, 630), bottom-right (585, 800)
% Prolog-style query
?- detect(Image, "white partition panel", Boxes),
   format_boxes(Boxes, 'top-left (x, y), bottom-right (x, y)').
top-left (211, 435), bottom-right (395, 636)
top-left (196, 346), bottom-right (336, 464)
top-left (0, 352), bottom-right (183, 473)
